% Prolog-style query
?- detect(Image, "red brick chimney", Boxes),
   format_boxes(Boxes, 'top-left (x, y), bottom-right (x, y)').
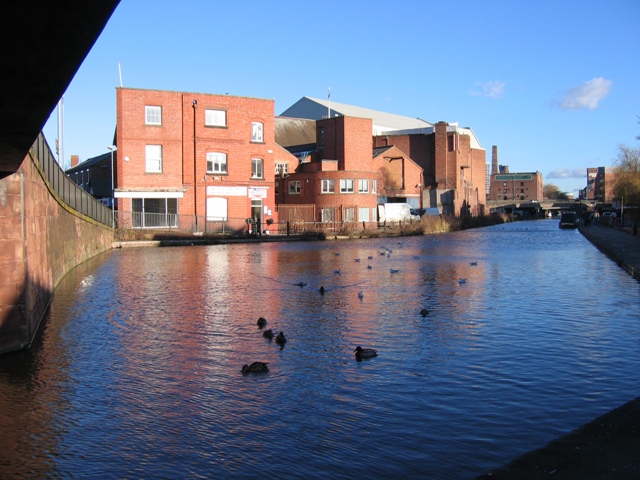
top-left (491, 146), bottom-right (498, 175)
top-left (71, 155), bottom-right (79, 167)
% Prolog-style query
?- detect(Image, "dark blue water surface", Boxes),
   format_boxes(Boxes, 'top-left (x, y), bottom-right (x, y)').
top-left (1, 220), bottom-right (639, 479)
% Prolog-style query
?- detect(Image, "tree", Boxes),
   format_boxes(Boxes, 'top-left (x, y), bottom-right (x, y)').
top-left (612, 144), bottom-right (640, 207)
top-left (544, 183), bottom-right (568, 200)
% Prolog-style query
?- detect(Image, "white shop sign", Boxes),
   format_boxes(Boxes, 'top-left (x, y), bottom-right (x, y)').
top-left (206, 186), bottom-right (247, 196)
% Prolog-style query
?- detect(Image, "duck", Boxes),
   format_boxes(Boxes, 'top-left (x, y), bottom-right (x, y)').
top-left (469, 261), bottom-right (478, 266)
top-left (354, 258), bottom-right (361, 262)
top-left (390, 268), bottom-right (399, 274)
top-left (420, 308), bottom-right (429, 317)
top-left (319, 286), bottom-right (326, 295)
top-left (458, 278), bottom-right (467, 284)
top-left (354, 346), bottom-right (377, 359)
top-left (241, 361), bottom-right (269, 374)
top-left (263, 328), bottom-right (274, 339)
top-left (334, 269), bottom-right (341, 275)
top-left (275, 331), bottom-right (287, 345)
top-left (257, 317), bottom-right (267, 328)
top-left (367, 255), bottom-right (373, 260)
top-left (367, 265), bottom-right (372, 269)
top-left (358, 291), bottom-right (364, 299)
top-left (296, 281), bottom-right (307, 287)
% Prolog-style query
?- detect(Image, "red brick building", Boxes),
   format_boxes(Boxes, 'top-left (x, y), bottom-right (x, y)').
top-left (488, 168), bottom-right (544, 201)
top-left (276, 115), bottom-right (422, 225)
top-left (115, 87), bottom-right (291, 232)
top-left (281, 97), bottom-right (486, 217)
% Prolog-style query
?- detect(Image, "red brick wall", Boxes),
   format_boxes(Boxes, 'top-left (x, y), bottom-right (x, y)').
top-left (0, 154), bottom-right (113, 354)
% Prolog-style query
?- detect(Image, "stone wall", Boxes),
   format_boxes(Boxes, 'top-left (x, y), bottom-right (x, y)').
top-left (0, 152), bottom-right (113, 355)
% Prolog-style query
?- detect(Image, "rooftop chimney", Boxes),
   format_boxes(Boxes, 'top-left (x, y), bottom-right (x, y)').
top-left (491, 146), bottom-right (498, 175)
top-left (71, 155), bottom-right (79, 167)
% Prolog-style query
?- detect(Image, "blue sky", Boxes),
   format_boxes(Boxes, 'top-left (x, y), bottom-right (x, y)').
top-left (43, 0), bottom-right (640, 195)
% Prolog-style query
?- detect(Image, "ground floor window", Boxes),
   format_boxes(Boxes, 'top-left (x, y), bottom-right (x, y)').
top-left (358, 207), bottom-right (370, 222)
top-left (132, 198), bottom-right (177, 228)
top-left (344, 207), bottom-right (355, 222)
top-left (321, 208), bottom-right (335, 223)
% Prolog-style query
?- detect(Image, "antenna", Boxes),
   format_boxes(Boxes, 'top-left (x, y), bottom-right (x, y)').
top-left (118, 62), bottom-right (123, 87)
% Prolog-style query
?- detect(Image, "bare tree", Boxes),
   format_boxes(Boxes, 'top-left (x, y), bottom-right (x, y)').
top-left (612, 144), bottom-right (640, 207)
top-left (543, 183), bottom-right (567, 200)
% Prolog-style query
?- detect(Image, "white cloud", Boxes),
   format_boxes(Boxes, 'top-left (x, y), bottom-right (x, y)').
top-left (470, 81), bottom-right (506, 99)
top-left (546, 168), bottom-right (586, 179)
top-left (559, 77), bottom-right (612, 110)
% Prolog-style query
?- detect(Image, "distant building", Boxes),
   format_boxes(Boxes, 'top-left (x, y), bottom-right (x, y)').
top-left (489, 165), bottom-right (543, 201)
top-left (582, 166), bottom-right (614, 203)
top-left (65, 152), bottom-right (114, 207)
top-left (281, 97), bottom-right (486, 216)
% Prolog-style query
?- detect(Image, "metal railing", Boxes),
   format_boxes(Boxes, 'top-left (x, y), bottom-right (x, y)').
top-left (30, 132), bottom-right (113, 227)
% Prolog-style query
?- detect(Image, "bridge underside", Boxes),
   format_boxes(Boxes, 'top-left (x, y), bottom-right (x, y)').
top-left (0, 1), bottom-right (120, 178)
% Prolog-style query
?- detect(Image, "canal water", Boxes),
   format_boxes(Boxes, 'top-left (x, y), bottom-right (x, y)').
top-left (1, 220), bottom-right (639, 479)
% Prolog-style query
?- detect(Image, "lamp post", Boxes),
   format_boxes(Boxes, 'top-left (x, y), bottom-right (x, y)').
top-left (108, 145), bottom-right (117, 228)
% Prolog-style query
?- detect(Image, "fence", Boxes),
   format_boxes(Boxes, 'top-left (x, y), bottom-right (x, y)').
top-left (30, 132), bottom-right (113, 227)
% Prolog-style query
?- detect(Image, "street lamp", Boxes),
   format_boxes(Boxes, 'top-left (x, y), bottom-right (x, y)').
top-left (107, 145), bottom-right (117, 228)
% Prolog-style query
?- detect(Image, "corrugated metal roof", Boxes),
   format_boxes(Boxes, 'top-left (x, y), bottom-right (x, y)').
top-left (275, 117), bottom-right (316, 147)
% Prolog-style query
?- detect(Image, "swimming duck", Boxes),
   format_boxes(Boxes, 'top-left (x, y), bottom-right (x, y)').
top-left (257, 317), bottom-right (267, 328)
top-left (241, 361), bottom-right (269, 374)
top-left (367, 256), bottom-right (373, 260)
top-left (296, 282), bottom-right (307, 287)
top-left (354, 346), bottom-right (377, 359)
top-left (263, 328), bottom-right (274, 339)
top-left (275, 331), bottom-right (287, 345)
top-left (358, 291), bottom-right (364, 299)
top-left (420, 308), bottom-right (429, 317)
top-left (367, 265), bottom-right (372, 269)
top-left (319, 286), bottom-right (326, 295)
top-left (390, 268), bottom-right (399, 274)
top-left (470, 261), bottom-right (478, 266)
top-left (458, 278), bottom-right (467, 284)
top-left (334, 269), bottom-right (341, 275)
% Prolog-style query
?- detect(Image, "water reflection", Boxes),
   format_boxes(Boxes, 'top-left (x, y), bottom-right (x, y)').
top-left (1, 220), bottom-right (639, 479)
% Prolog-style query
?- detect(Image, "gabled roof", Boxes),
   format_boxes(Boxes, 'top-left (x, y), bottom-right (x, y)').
top-left (280, 97), bottom-right (484, 150)
top-left (275, 117), bottom-right (316, 147)
top-left (372, 146), bottom-right (393, 157)
top-left (280, 97), bottom-right (434, 135)
top-left (65, 152), bottom-right (110, 174)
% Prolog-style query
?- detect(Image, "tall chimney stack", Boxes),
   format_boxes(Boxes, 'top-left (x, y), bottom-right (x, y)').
top-left (491, 146), bottom-right (498, 175)
top-left (71, 155), bottom-right (80, 167)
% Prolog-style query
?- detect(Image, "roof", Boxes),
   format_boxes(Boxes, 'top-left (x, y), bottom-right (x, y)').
top-left (372, 146), bottom-right (393, 157)
top-left (275, 117), bottom-right (316, 147)
top-left (280, 97), bottom-right (434, 135)
top-left (65, 152), bottom-right (110, 173)
top-left (280, 96), bottom-right (484, 150)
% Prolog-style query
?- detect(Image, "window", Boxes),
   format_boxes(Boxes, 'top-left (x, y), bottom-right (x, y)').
top-left (321, 179), bottom-right (335, 193)
top-left (358, 179), bottom-right (369, 193)
top-left (372, 207), bottom-right (377, 222)
top-left (340, 178), bottom-right (354, 193)
top-left (275, 163), bottom-right (288, 176)
top-left (146, 145), bottom-right (162, 173)
top-left (132, 198), bottom-right (177, 228)
top-left (288, 180), bottom-right (300, 194)
top-left (252, 158), bottom-right (264, 179)
top-left (206, 152), bottom-right (227, 174)
top-left (344, 208), bottom-right (355, 222)
top-left (205, 109), bottom-right (226, 127)
top-left (321, 208), bottom-right (334, 222)
top-left (358, 208), bottom-right (370, 222)
top-left (372, 180), bottom-right (377, 194)
top-left (145, 106), bottom-right (162, 125)
top-left (251, 122), bottom-right (264, 142)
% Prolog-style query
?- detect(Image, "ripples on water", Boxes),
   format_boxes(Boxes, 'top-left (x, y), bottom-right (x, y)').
top-left (1, 220), bottom-right (639, 479)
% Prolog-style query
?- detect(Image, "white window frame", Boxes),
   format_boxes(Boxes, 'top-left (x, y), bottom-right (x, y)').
top-left (205, 109), bottom-right (227, 127)
top-left (340, 178), bottom-right (354, 193)
top-left (206, 152), bottom-right (228, 174)
top-left (252, 158), bottom-right (264, 179)
top-left (321, 208), bottom-right (334, 223)
top-left (358, 207), bottom-right (370, 222)
top-left (145, 106), bottom-right (162, 125)
top-left (372, 180), bottom-right (377, 194)
top-left (275, 163), bottom-right (288, 176)
top-left (344, 207), bottom-right (356, 222)
top-left (145, 145), bottom-right (162, 173)
top-left (288, 180), bottom-right (301, 194)
top-left (251, 122), bottom-right (264, 142)
top-left (321, 179), bottom-right (335, 193)
top-left (358, 179), bottom-right (369, 193)
top-left (372, 207), bottom-right (378, 222)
